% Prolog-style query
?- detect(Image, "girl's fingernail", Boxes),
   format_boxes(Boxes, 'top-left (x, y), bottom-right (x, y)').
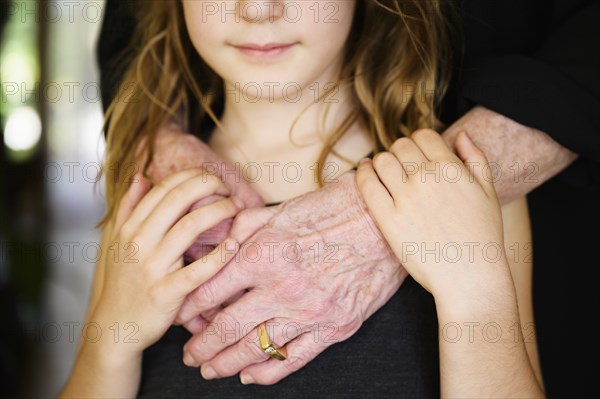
top-left (359, 158), bottom-right (370, 165)
top-left (240, 373), bottom-right (254, 385)
top-left (232, 197), bottom-right (245, 209)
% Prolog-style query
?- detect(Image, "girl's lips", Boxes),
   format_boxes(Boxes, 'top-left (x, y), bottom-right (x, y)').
top-left (233, 42), bottom-right (297, 58)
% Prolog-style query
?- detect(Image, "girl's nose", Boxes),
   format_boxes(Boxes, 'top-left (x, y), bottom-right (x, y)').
top-left (238, 0), bottom-right (285, 23)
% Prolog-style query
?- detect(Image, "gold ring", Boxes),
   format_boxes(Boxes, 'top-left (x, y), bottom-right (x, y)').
top-left (258, 322), bottom-right (287, 361)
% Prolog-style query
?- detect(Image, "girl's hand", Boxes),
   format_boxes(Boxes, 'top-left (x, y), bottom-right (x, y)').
top-left (91, 168), bottom-right (242, 357)
top-left (138, 125), bottom-right (265, 260)
top-left (356, 130), bottom-right (509, 300)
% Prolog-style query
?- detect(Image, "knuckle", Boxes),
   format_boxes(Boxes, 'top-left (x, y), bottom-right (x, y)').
top-left (390, 137), bottom-right (411, 153)
top-left (372, 151), bottom-right (396, 170)
top-left (412, 128), bottom-right (438, 140)
top-left (193, 280), bottom-right (219, 309)
top-left (118, 221), bottom-right (136, 241)
top-left (235, 208), bottom-right (252, 224)
top-left (167, 185), bottom-right (188, 201)
top-left (284, 350), bottom-right (311, 373)
top-left (217, 308), bottom-right (238, 329)
top-left (174, 312), bottom-right (186, 326)
top-left (177, 214), bottom-right (198, 232)
top-left (213, 309), bottom-right (239, 342)
top-left (242, 334), bottom-right (269, 360)
top-left (147, 283), bottom-right (164, 308)
top-left (231, 209), bottom-right (254, 232)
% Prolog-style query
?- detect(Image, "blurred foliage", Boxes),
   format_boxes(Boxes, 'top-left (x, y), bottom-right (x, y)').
top-left (1, 0), bottom-right (41, 162)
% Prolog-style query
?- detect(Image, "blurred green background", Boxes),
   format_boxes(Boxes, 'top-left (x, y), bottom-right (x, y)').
top-left (1, 1), bottom-right (106, 397)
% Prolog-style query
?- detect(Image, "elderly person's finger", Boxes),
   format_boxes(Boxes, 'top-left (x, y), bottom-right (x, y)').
top-left (174, 263), bottom-right (255, 325)
top-left (182, 291), bottom-right (277, 367)
top-left (180, 174), bottom-right (406, 384)
top-left (239, 332), bottom-right (329, 385)
top-left (176, 207), bottom-right (276, 324)
top-left (198, 319), bottom-right (304, 380)
top-left (227, 206), bottom-right (279, 243)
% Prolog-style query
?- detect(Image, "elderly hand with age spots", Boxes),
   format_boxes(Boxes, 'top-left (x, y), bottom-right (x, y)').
top-left (176, 172), bottom-right (407, 385)
top-left (146, 126), bottom-right (407, 385)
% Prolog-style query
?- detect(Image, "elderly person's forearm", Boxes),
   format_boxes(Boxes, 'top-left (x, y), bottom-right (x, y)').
top-left (442, 106), bottom-right (578, 205)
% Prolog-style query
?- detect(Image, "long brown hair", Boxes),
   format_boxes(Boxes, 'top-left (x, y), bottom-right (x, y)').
top-left (100, 0), bottom-right (461, 226)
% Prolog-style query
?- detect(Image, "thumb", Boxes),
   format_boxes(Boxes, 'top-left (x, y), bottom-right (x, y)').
top-left (455, 131), bottom-right (498, 199)
top-left (229, 206), bottom-right (278, 243)
top-left (228, 177), bottom-right (265, 209)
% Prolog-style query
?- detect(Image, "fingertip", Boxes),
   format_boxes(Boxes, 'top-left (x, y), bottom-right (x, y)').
top-left (232, 196), bottom-right (245, 210)
top-left (455, 131), bottom-right (479, 162)
top-left (455, 131), bottom-right (471, 152)
top-left (224, 238), bottom-right (238, 252)
top-left (205, 172), bottom-right (229, 197)
top-left (355, 161), bottom-right (371, 191)
top-left (457, 130), bottom-right (472, 145)
top-left (240, 372), bottom-right (254, 385)
top-left (183, 351), bottom-right (199, 368)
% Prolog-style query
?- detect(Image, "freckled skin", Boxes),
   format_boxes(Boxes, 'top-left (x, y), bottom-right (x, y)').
top-left (142, 125), bottom-right (408, 380)
top-left (443, 106), bottom-right (577, 205)
top-left (179, 172), bottom-right (408, 363)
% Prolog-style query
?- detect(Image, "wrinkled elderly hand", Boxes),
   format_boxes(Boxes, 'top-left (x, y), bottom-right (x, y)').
top-left (177, 172), bottom-right (408, 385)
top-left (142, 124), bottom-right (264, 258)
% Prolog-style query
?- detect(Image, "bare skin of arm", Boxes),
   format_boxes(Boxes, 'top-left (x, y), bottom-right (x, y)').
top-left (93, 105), bottom-right (571, 385)
top-left (442, 106), bottom-right (578, 205)
top-left (357, 131), bottom-right (544, 397)
top-left (59, 170), bottom-right (241, 398)
top-left (167, 105), bottom-right (574, 384)
top-left (87, 105), bottom-right (573, 334)
top-left (442, 106), bottom-right (573, 388)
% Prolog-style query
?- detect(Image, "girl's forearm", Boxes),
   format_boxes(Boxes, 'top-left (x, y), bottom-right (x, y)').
top-left (434, 271), bottom-right (545, 398)
top-left (58, 338), bottom-right (142, 399)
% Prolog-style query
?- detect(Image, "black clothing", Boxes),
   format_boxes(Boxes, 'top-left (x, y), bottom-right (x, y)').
top-left (451, 3), bottom-right (600, 397)
top-left (97, 1), bottom-right (600, 397)
top-left (141, 278), bottom-right (439, 399)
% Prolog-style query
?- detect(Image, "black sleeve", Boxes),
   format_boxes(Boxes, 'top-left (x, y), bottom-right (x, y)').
top-left (459, 1), bottom-right (600, 163)
top-left (97, 0), bottom-right (137, 113)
